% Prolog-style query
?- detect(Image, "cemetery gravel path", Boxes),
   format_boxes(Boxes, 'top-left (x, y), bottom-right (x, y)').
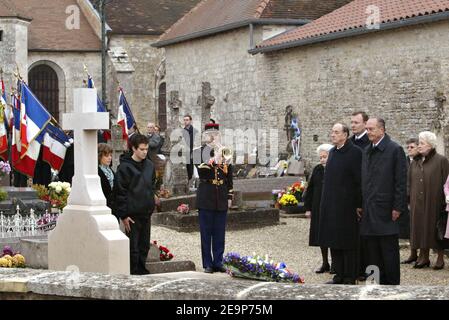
top-left (152, 217), bottom-right (449, 286)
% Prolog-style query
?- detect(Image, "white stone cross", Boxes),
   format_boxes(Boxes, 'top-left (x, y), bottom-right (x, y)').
top-left (62, 88), bottom-right (109, 206)
top-left (49, 88), bottom-right (130, 275)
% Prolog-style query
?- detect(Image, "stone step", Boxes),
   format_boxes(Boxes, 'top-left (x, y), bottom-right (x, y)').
top-left (233, 177), bottom-right (304, 193)
top-left (3, 187), bottom-right (39, 200)
top-left (152, 208), bottom-right (280, 232)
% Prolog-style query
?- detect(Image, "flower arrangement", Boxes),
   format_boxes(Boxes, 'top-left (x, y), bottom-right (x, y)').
top-left (158, 188), bottom-right (171, 199)
top-left (0, 246), bottom-right (26, 268)
top-left (279, 194), bottom-right (298, 206)
top-left (152, 240), bottom-right (174, 261)
top-left (177, 203), bottom-right (190, 214)
top-left (0, 161), bottom-right (11, 178)
top-left (223, 252), bottom-right (304, 283)
top-left (34, 182), bottom-right (71, 210)
top-left (272, 180), bottom-right (307, 208)
top-left (36, 211), bottom-right (59, 230)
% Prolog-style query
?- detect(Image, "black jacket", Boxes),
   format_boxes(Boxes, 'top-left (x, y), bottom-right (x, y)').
top-left (98, 166), bottom-right (115, 212)
top-left (304, 164), bottom-right (324, 247)
top-left (318, 140), bottom-right (362, 250)
top-left (114, 153), bottom-right (156, 219)
top-left (195, 145), bottom-right (233, 211)
top-left (360, 134), bottom-right (407, 236)
top-left (350, 132), bottom-right (370, 149)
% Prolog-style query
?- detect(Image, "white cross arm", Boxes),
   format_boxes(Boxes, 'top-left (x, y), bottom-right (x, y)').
top-left (62, 112), bottom-right (109, 131)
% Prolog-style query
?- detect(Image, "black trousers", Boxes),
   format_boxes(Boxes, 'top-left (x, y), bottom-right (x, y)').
top-left (358, 236), bottom-right (368, 276)
top-left (13, 170), bottom-right (27, 187)
top-left (331, 248), bottom-right (357, 284)
top-left (127, 217), bottom-right (151, 275)
top-left (364, 235), bottom-right (400, 285)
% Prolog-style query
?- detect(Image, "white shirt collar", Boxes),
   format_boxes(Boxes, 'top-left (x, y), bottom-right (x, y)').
top-left (373, 135), bottom-right (385, 148)
top-left (355, 130), bottom-right (367, 140)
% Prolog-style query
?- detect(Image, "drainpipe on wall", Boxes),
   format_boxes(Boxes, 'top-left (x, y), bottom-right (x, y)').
top-left (249, 23), bottom-right (254, 50)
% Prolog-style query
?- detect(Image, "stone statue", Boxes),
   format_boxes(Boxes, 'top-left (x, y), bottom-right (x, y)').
top-left (169, 91), bottom-right (182, 109)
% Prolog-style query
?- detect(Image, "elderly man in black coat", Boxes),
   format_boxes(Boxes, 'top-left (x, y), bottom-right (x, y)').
top-left (359, 118), bottom-right (407, 285)
top-left (319, 123), bottom-right (363, 285)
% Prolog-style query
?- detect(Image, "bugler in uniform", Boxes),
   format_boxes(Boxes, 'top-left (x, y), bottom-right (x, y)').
top-left (194, 120), bottom-right (233, 273)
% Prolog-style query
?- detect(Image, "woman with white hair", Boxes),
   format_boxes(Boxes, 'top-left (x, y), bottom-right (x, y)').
top-left (304, 143), bottom-right (334, 273)
top-left (409, 131), bottom-right (449, 269)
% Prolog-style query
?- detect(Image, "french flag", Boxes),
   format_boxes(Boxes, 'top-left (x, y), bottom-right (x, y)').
top-left (0, 79), bottom-right (8, 160)
top-left (42, 122), bottom-right (71, 171)
top-left (86, 73), bottom-right (110, 140)
top-left (118, 88), bottom-right (136, 141)
top-left (12, 81), bottom-right (51, 177)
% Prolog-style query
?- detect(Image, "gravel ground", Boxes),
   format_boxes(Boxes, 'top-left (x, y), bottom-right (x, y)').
top-left (152, 217), bottom-right (449, 285)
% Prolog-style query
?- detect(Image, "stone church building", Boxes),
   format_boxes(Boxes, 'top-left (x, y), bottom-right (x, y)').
top-left (155, 0), bottom-right (449, 168)
top-left (0, 0), bottom-right (199, 130)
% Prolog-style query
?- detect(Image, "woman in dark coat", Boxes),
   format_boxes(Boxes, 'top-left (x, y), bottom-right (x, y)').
top-left (409, 131), bottom-right (449, 269)
top-left (98, 143), bottom-right (115, 212)
top-left (305, 144), bottom-right (333, 273)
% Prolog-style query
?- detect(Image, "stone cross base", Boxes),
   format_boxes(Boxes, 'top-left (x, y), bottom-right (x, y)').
top-left (48, 205), bottom-right (129, 275)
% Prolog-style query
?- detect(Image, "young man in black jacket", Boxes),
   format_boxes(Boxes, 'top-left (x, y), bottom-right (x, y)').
top-left (114, 134), bottom-right (160, 275)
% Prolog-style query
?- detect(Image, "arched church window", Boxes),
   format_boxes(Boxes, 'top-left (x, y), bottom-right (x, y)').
top-left (158, 82), bottom-right (167, 132)
top-left (28, 65), bottom-right (59, 121)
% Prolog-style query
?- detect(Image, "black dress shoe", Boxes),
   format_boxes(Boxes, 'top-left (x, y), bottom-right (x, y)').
top-left (329, 266), bottom-right (336, 274)
top-left (401, 257), bottom-right (418, 264)
top-left (325, 279), bottom-right (343, 284)
top-left (315, 263), bottom-right (330, 274)
top-left (213, 266), bottom-right (227, 273)
top-left (433, 263), bottom-right (445, 270)
top-left (413, 261), bottom-right (430, 269)
top-left (204, 267), bottom-right (214, 273)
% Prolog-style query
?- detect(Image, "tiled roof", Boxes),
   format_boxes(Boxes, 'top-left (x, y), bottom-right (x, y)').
top-left (156, 0), bottom-right (352, 47)
top-left (14, 0), bottom-right (101, 51)
top-left (254, 0), bottom-right (449, 52)
top-left (92, 0), bottom-right (202, 35)
top-left (0, 0), bottom-right (31, 20)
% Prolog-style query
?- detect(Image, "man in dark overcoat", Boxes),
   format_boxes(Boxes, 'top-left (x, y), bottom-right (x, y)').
top-left (319, 123), bottom-right (362, 285)
top-left (360, 118), bottom-right (407, 285)
top-left (350, 111), bottom-right (371, 281)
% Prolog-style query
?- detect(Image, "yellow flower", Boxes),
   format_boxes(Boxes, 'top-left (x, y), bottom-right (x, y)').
top-left (12, 254), bottom-right (25, 267)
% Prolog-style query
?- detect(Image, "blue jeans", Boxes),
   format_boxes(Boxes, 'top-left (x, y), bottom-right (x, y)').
top-left (198, 209), bottom-right (227, 269)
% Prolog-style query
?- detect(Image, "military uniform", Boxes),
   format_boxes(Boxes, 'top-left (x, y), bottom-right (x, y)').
top-left (194, 125), bottom-right (234, 273)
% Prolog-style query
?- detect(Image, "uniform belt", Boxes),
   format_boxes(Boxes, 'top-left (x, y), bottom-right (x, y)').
top-left (200, 179), bottom-right (224, 185)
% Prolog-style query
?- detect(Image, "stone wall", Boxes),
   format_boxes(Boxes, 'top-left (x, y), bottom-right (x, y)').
top-left (109, 34), bottom-right (164, 131)
top-left (257, 20), bottom-right (449, 168)
top-left (0, 18), bottom-right (30, 86)
top-left (28, 52), bottom-right (102, 122)
top-left (164, 27), bottom-right (264, 148)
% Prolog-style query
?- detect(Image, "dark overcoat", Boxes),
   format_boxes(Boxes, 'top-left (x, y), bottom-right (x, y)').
top-left (350, 133), bottom-right (370, 149)
top-left (409, 149), bottom-right (449, 249)
top-left (360, 134), bottom-right (407, 236)
top-left (304, 164), bottom-right (324, 247)
top-left (318, 140), bottom-right (362, 250)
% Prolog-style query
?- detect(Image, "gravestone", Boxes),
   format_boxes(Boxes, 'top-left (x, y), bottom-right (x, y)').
top-left (286, 156), bottom-right (304, 176)
top-left (48, 88), bottom-right (130, 275)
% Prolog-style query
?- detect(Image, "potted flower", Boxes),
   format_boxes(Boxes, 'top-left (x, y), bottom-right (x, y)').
top-left (152, 240), bottom-right (174, 261)
top-left (279, 194), bottom-right (302, 213)
top-left (0, 246), bottom-right (26, 268)
top-left (177, 203), bottom-right (190, 215)
top-left (0, 161), bottom-right (11, 201)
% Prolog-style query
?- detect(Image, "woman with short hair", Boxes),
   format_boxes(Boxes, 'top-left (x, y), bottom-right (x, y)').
top-left (98, 143), bottom-right (115, 213)
top-left (409, 131), bottom-right (449, 269)
top-left (305, 143), bottom-right (334, 273)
